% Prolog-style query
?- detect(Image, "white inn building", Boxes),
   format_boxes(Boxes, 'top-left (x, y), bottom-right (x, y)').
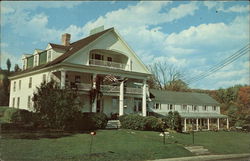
top-left (8, 26), bottom-right (228, 131)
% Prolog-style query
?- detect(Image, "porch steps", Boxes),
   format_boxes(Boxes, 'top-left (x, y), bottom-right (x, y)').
top-left (106, 120), bottom-right (121, 129)
top-left (184, 146), bottom-right (210, 155)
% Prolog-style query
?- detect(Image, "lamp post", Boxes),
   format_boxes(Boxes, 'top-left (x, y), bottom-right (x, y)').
top-left (89, 131), bottom-right (96, 157)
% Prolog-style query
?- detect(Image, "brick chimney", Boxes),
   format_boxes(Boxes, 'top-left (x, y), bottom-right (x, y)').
top-left (61, 33), bottom-right (71, 46)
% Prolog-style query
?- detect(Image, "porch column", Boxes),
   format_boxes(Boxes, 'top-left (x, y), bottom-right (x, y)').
top-left (217, 118), bottom-right (220, 130)
top-left (226, 118), bottom-right (229, 130)
top-left (92, 74), bottom-right (97, 112)
top-left (142, 79), bottom-right (147, 116)
top-left (60, 70), bottom-right (66, 89)
top-left (119, 79), bottom-right (124, 116)
top-left (196, 118), bottom-right (199, 131)
top-left (184, 118), bottom-right (187, 132)
top-left (207, 118), bottom-right (210, 130)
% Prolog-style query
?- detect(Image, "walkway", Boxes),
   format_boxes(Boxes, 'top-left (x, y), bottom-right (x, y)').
top-left (149, 153), bottom-right (250, 161)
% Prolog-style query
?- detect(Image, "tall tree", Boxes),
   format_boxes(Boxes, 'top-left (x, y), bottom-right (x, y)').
top-left (6, 59), bottom-right (11, 72)
top-left (148, 62), bottom-right (188, 91)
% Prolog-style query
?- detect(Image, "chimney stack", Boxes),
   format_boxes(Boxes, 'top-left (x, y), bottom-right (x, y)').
top-left (61, 33), bottom-right (71, 46)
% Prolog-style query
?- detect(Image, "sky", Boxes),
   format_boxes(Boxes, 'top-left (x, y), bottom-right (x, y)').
top-left (0, 1), bottom-right (249, 90)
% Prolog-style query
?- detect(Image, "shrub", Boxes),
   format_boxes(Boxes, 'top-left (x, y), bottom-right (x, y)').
top-left (3, 108), bottom-right (33, 124)
top-left (162, 111), bottom-right (182, 132)
top-left (119, 114), bottom-right (146, 130)
top-left (119, 114), bottom-right (163, 131)
top-left (69, 112), bottom-right (108, 131)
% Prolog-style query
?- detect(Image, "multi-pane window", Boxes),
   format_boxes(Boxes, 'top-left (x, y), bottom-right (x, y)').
top-left (27, 96), bottom-right (31, 108)
top-left (182, 105), bottom-right (187, 111)
top-left (107, 57), bottom-right (112, 62)
top-left (203, 105), bottom-right (208, 111)
top-left (48, 51), bottom-right (51, 62)
top-left (13, 81), bottom-right (16, 92)
top-left (12, 97), bottom-right (15, 107)
top-left (154, 103), bottom-right (161, 110)
top-left (213, 106), bottom-right (217, 111)
top-left (112, 97), bottom-right (118, 108)
top-left (192, 105), bottom-right (197, 111)
top-left (19, 80), bottom-right (21, 90)
top-left (75, 75), bottom-right (81, 83)
top-left (17, 97), bottom-right (20, 108)
top-left (29, 77), bottom-right (32, 88)
top-left (168, 104), bottom-right (174, 110)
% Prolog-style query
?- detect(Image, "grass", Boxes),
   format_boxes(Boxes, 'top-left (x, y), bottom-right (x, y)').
top-left (1, 130), bottom-right (250, 161)
top-left (170, 131), bottom-right (250, 154)
top-left (0, 130), bottom-right (192, 161)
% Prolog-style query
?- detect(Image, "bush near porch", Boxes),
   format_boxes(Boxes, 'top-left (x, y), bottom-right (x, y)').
top-left (119, 114), bottom-right (163, 131)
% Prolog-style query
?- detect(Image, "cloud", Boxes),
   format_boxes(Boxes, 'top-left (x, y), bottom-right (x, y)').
top-left (203, 1), bottom-right (249, 13)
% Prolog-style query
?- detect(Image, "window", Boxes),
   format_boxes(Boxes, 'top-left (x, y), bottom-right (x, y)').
top-left (12, 97), bottom-right (15, 107)
top-left (29, 77), bottom-right (32, 88)
top-left (13, 81), bottom-right (16, 92)
top-left (182, 105), bottom-right (187, 111)
top-left (203, 105), bottom-right (207, 111)
top-left (169, 104), bottom-right (174, 110)
top-left (19, 80), bottom-right (21, 90)
top-left (112, 97), bottom-right (118, 108)
top-left (48, 51), bottom-right (51, 62)
top-left (154, 103), bottom-right (161, 110)
top-left (42, 74), bottom-right (46, 82)
top-left (75, 75), bottom-right (81, 83)
top-left (107, 57), bottom-right (112, 62)
top-left (34, 55), bottom-right (37, 66)
top-left (192, 105), bottom-right (197, 111)
top-left (17, 97), bottom-right (20, 108)
top-left (27, 96), bottom-right (31, 108)
top-left (213, 106), bottom-right (217, 111)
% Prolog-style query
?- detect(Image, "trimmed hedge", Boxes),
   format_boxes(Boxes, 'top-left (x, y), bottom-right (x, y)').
top-left (68, 112), bottom-right (108, 131)
top-left (119, 114), bottom-right (163, 131)
top-left (3, 108), bottom-right (33, 124)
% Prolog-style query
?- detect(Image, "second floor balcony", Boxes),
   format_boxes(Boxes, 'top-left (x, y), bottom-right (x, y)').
top-left (89, 59), bottom-right (127, 70)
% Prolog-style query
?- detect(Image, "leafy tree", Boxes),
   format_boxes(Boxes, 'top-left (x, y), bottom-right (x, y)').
top-left (6, 59), bottom-right (11, 72)
top-left (165, 79), bottom-right (189, 92)
top-left (14, 64), bottom-right (21, 72)
top-left (32, 80), bottom-right (82, 129)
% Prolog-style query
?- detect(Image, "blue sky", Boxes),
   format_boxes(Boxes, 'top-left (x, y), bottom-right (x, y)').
top-left (1, 1), bottom-right (249, 90)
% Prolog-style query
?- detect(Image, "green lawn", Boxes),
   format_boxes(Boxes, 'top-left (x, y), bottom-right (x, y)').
top-left (1, 130), bottom-right (250, 161)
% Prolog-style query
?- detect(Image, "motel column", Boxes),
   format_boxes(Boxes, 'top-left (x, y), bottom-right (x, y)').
top-left (184, 118), bottom-right (187, 132)
top-left (142, 79), bottom-right (147, 116)
top-left (226, 118), bottom-right (229, 130)
top-left (217, 118), bottom-right (220, 130)
top-left (207, 118), bottom-right (210, 130)
top-left (196, 118), bottom-right (199, 131)
top-left (119, 78), bottom-right (124, 116)
top-left (92, 74), bottom-right (97, 112)
top-left (60, 70), bottom-right (66, 89)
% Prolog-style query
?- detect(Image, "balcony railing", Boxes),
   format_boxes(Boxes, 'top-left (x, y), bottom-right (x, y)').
top-left (66, 82), bottom-right (142, 94)
top-left (89, 59), bottom-right (127, 70)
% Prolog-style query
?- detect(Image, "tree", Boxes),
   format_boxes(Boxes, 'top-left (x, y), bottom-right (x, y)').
top-left (6, 59), bottom-right (11, 72)
top-left (163, 111), bottom-right (182, 132)
top-left (32, 80), bottom-right (82, 129)
top-left (148, 62), bottom-right (188, 91)
top-left (14, 64), bottom-right (21, 72)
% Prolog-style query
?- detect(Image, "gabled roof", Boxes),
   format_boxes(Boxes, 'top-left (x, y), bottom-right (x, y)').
top-left (11, 27), bottom-right (113, 77)
top-left (150, 89), bottom-right (220, 106)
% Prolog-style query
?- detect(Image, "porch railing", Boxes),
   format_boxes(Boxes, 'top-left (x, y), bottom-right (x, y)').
top-left (125, 87), bottom-right (143, 94)
top-left (89, 59), bottom-right (127, 70)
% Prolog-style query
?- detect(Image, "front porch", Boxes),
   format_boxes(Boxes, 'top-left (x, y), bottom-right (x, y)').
top-left (51, 69), bottom-right (147, 116)
top-left (182, 114), bottom-right (229, 132)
